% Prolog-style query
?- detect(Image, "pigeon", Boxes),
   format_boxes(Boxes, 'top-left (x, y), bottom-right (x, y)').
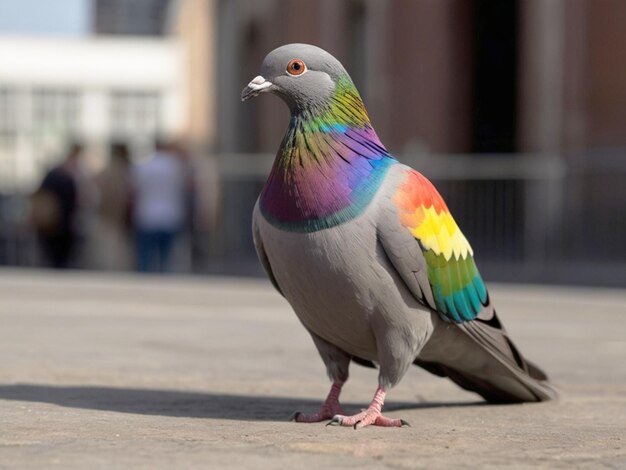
top-left (241, 43), bottom-right (557, 429)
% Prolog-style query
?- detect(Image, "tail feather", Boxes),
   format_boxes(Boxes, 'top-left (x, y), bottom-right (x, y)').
top-left (525, 358), bottom-right (549, 381)
top-left (415, 359), bottom-right (556, 403)
top-left (416, 312), bottom-right (558, 403)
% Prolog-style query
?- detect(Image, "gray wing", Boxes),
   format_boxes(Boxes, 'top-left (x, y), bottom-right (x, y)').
top-left (377, 196), bottom-right (557, 402)
top-left (376, 202), bottom-right (437, 311)
top-left (377, 199), bottom-right (495, 321)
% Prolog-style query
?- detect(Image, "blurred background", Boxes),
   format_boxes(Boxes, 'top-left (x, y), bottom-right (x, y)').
top-left (0, 0), bottom-right (624, 286)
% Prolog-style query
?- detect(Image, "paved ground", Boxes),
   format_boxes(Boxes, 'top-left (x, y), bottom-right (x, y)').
top-left (0, 268), bottom-right (625, 469)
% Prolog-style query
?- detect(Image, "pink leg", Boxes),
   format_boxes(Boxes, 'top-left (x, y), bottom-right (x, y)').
top-left (292, 381), bottom-right (346, 423)
top-left (329, 387), bottom-right (409, 429)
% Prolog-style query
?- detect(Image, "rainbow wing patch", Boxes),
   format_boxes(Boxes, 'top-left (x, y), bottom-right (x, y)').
top-left (394, 170), bottom-right (488, 322)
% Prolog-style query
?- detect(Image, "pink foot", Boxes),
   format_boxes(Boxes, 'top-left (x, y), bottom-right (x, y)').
top-left (329, 409), bottom-right (408, 428)
top-left (328, 387), bottom-right (410, 429)
top-left (292, 403), bottom-right (346, 423)
top-left (292, 382), bottom-right (346, 423)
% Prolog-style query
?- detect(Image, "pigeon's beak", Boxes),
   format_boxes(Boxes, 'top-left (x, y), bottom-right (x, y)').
top-left (241, 75), bottom-right (273, 102)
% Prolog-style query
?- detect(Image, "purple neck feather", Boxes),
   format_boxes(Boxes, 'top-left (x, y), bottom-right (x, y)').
top-left (259, 76), bottom-right (395, 232)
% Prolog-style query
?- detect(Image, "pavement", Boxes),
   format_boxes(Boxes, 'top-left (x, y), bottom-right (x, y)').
top-left (0, 268), bottom-right (625, 469)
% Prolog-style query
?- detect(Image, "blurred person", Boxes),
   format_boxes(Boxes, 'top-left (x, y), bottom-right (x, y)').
top-left (90, 142), bottom-right (133, 270)
top-left (31, 143), bottom-right (84, 268)
top-left (132, 139), bottom-right (189, 272)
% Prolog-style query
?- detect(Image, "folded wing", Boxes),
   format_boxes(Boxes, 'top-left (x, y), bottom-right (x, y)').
top-left (378, 168), bottom-right (557, 402)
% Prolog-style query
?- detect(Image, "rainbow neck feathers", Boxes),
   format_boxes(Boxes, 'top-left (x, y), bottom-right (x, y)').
top-left (260, 76), bottom-right (396, 232)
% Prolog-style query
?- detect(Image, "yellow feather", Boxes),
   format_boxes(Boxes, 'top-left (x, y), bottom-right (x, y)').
top-left (412, 206), bottom-right (473, 260)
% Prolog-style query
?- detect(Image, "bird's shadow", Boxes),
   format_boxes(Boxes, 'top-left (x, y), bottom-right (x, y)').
top-left (0, 384), bottom-right (485, 421)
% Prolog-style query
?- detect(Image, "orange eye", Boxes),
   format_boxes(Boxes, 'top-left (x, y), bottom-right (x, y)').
top-left (286, 58), bottom-right (306, 76)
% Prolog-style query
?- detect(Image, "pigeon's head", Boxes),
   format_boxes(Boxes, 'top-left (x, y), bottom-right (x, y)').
top-left (241, 43), bottom-right (350, 111)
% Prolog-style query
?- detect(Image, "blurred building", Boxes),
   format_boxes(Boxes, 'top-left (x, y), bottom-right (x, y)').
top-left (0, 35), bottom-right (184, 191)
top-left (0, 0), bottom-right (187, 193)
top-left (0, 0), bottom-right (190, 268)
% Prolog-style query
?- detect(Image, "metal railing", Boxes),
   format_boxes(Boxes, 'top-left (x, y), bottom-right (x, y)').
top-left (1, 151), bottom-right (625, 287)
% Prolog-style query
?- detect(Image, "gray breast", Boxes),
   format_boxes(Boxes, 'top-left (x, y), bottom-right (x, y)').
top-left (253, 165), bottom-right (422, 360)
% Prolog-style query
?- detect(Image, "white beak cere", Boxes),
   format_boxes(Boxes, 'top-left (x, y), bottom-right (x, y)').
top-left (241, 75), bottom-right (273, 101)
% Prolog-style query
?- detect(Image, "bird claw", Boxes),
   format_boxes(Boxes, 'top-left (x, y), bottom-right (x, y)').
top-left (326, 415), bottom-right (343, 426)
top-left (326, 408), bottom-right (406, 428)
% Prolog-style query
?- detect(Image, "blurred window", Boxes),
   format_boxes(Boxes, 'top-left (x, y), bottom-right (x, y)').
top-left (0, 88), bottom-right (18, 189)
top-left (109, 90), bottom-right (159, 137)
top-left (31, 88), bottom-right (81, 135)
top-left (30, 88), bottom-right (82, 175)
